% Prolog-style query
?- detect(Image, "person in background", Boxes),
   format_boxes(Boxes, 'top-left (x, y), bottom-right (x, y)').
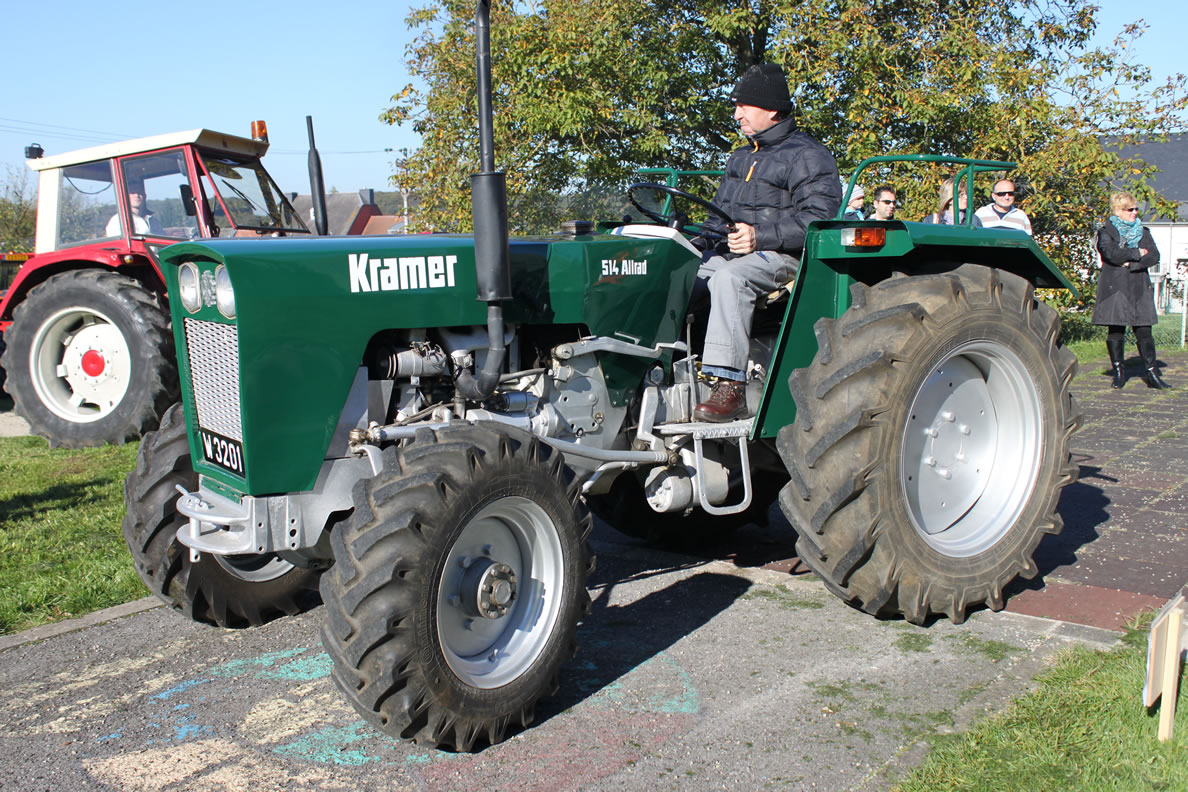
top-left (974, 178), bottom-right (1032, 234)
top-left (105, 178), bottom-right (163, 237)
top-left (1091, 191), bottom-right (1170, 389)
top-left (921, 176), bottom-right (981, 226)
top-left (869, 185), bottom-right (896, 221)
top-left (843, 184), bottom-right (865, 220)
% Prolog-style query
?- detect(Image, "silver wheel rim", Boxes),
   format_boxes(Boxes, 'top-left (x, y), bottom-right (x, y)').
top-left (900, 340), bottom-right (1043, 557)
top-left (29, 306), bottom-right (132, 423)
top-left (213, 553), bottom-right (294, 583)
top-left (437, 495), bottom-right (564, 689)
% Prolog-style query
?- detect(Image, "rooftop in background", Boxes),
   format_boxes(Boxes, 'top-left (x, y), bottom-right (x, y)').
top-left (291, 190), bottom-right (382, 236)
top-left (1106, 133), bottom-right (1188, 222)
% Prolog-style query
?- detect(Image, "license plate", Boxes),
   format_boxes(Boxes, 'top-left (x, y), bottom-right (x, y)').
top-left (199, 429), bottom-right (245, 477)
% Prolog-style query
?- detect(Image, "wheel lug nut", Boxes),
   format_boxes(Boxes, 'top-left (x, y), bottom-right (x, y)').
top-left (942, 411), bottom-right (955, 422)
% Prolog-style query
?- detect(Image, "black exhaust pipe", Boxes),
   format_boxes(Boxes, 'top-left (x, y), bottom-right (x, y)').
top-left (306, 116), bottom-right (329, 236)
top-left (456, 0), bottom-right (512, 400)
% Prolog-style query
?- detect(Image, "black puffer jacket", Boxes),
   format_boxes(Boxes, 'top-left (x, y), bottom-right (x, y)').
top-left (702, 118), bottom-right (841, 255)
top-left (1091, 221), bottom-right (1158, 327)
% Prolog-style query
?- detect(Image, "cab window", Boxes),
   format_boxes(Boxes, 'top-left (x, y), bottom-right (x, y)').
top-left (116, 151), bottom-right (200, 239)
top-left (56, 160), bottom-right (120, 247)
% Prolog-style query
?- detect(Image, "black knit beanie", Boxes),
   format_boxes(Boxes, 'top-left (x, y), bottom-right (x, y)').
top-left (729, 64), bottom-right (792, 113)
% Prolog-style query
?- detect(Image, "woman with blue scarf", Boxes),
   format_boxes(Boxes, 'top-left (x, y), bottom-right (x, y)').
top-left (1091, 191), bottom-right (1170, 389)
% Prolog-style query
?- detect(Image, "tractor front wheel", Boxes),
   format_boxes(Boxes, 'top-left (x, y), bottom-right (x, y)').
top-left (777, 265), bottom-right (1081, 624)
top-left (122, 403), bottom-right (323, 627)
top-left (319, 425), bottom-right (593, 751)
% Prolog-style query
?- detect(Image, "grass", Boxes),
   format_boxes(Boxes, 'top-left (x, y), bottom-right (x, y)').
top-left (1062, 313), bottom-right (1186, 368)
top-left (0, 435), bottom-right (147, 635)
top-left (893, 617), bottom-right (1188, 791)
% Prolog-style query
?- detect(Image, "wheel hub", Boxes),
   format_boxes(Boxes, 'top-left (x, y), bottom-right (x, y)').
top-left (458, 557), bottom-right (517, 619)
top-left (436, 496), bottom-right (565, 689)
top-left (81, 349), bottom-right (106, 377)
top-left (903, 356), bottom-right (997, 535)
top-left (32, 308), bottom-right (133, 421)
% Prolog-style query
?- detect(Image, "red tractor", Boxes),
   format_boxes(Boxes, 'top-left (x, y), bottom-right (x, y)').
top-left (1, 124), bottom-right (335, 447)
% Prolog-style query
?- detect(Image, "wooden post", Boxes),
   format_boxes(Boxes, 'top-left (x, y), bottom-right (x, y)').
top-left (1158, 606), bottom-right (1183, 742)
top-left (1145, 594), bottom-right (1186, 742)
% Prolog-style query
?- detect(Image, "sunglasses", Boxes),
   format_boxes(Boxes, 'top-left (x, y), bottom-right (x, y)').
top-left (994, 191), bottom-right (1015, 197)
top-left (876, 199), bottom-right (895, 205)
top-left (1122, 207), bottom-right (1139, 213)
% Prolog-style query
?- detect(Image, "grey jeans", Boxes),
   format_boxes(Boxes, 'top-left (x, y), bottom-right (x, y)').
top-left (697, 250), bottom-right (800, 378)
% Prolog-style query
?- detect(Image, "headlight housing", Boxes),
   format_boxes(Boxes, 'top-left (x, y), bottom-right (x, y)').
top-left (178, 262), bottom-right (201, 313)
top-left (215, 265), bottom-right (236, 319)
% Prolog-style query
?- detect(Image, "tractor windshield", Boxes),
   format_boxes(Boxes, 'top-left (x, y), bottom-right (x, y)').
top-left (198, 153), bottom-right (309, 235)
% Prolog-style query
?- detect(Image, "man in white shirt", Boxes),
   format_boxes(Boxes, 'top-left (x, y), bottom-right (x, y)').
top-left (974, 179), bottom-right (1032, 234)
top-left (106, 179), bottom-right (164, 236)
top-left (869, 185), bottom-right (896, 221)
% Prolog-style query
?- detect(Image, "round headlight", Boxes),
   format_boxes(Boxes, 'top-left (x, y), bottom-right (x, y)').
top-left (178, 262), bottom-right (201, 313)
top-left (215, 265), bottom-right (236, 319)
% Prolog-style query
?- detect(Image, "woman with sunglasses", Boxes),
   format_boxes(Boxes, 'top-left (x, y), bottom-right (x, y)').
top-left (1092, 191), bottom-right (1170, 389)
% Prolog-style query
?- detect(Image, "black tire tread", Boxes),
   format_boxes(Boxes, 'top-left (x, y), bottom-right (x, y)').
top-left (122, 403), bottom-right (322, 628)
top-left (2, 269), bottom-right (178, 447)
top-left (776, 265), bottom-right (1081, 624)
top-left (319, 424), bottom-right (593, 751)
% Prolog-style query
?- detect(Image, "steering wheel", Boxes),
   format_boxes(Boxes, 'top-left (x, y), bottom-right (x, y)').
top-left (626, 183), bottom-right (736, 239)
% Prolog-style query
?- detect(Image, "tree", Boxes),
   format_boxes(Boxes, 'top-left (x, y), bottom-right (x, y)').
top-left (383, 0), bottom-right (1186, 300)
top-left (1, 166), bottom-right (36, 253)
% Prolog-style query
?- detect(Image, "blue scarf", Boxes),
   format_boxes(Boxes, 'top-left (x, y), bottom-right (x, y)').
top-left (1109, 215), bottom-right (1143, 248)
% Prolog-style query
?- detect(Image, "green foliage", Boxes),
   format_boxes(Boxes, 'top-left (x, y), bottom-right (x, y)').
top-left (0, 436), bottom-right (146, 634)
top-left (1, 165), bottom-right (35, 253)
top-left (1056, 309), bottom-right (1105, 345)
top-left (384, 0), bottom-right (1186, 298)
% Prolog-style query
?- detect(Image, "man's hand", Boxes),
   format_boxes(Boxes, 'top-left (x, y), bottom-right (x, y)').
top-left (727, 222), bottom-right (757, 255)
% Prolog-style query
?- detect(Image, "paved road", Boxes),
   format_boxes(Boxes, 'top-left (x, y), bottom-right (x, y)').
top-left (0, 350), bottom-right (1185, 791)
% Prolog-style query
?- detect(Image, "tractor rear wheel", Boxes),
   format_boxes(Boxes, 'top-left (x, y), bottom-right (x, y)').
top-left (319, 424), bottom-right (594, 751)
top-left (122, 403), bottom-right (323, 627)
top-left (1, 270), bottom-right (178, 447)
top-left (776, 265), bottom-right (1081, 624)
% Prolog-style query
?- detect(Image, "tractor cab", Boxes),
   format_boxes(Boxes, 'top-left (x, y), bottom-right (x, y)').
top-left (26, 127), bottom-right (308, 261)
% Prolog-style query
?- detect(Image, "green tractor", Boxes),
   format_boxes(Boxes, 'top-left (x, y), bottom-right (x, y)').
top-left (121, 2), bottom-right (1080, 752)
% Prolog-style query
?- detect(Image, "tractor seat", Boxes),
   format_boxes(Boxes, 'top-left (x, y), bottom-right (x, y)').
top-left (759, 277), bottom-right (796, 309)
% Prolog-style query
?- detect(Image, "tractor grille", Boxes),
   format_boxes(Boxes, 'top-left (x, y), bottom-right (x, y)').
top-left (183, 318), bottom-right (243, 441)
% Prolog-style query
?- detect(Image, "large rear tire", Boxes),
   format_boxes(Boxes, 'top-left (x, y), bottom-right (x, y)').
top-left (1, 270), bottom-right (178, 447)
top-left (320, 425), bottom-right (594, 751)
top-left (122, 403), bottom-right (323, 627)
top-left (776, 266), bottom-right (1081, 624)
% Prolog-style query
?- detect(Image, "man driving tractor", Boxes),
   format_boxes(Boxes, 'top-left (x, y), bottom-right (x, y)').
top-left (693, 64), bottom-right (841, 422)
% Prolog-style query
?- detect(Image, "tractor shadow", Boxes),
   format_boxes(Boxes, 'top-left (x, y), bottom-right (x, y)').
top-left (536, 523), bottom-right (752, 724)
top-left (1002, 460), bottom-right (1112, 599)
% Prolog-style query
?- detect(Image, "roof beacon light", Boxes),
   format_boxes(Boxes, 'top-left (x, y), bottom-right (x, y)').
top-left (251, 120), bottom-right (269, 143)
top-left (840, 227), bottom-right (887, 248)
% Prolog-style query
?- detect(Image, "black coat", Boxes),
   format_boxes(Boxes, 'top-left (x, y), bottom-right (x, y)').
top-left (702, 118), bottom-right (841, 255)
top-left (1091, 221), bottom-right (1159, 327)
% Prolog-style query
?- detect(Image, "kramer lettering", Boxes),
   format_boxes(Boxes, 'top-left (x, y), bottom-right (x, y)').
top-left (349, 253), bottom-right (458, 293)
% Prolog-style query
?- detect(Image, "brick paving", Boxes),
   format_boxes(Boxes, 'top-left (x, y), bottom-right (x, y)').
top-left (1002, 346), bottom-right (1188, 629)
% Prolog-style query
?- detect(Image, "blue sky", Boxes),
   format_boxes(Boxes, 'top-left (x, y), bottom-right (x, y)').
top-left (1, 1), bottom-right (1181, 199)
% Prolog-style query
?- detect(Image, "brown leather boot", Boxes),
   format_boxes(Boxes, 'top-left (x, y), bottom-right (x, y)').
top-left (694, 380), bottom-right (747, 422)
